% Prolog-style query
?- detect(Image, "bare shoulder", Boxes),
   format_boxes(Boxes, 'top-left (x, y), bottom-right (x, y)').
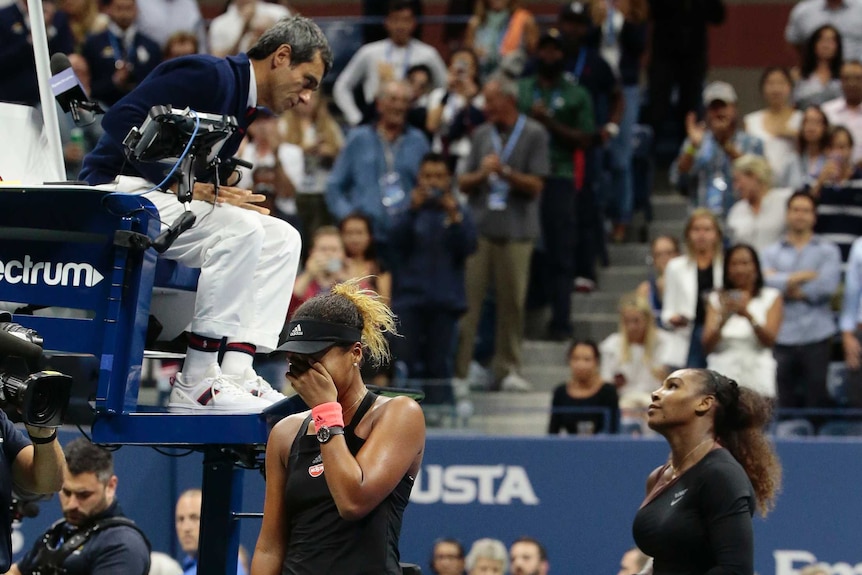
top-left (359, 395), bottom-right (425, 436)
top-left (373, 395), bottom-right (424, 419)
top-left (270, 411), bottom-right (311, 446)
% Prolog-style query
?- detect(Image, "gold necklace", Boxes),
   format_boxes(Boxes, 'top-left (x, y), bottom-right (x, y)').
top-left (342, 391), bottom-right (367, 420)
top-left (671, 438), bottom-right (715, 478)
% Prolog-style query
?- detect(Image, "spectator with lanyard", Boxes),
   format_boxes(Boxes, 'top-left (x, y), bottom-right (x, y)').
top-left (455, 73), bottom-right (549, 392)
top-left (80, 0), bottom-right (161, 109)
top-left (0, 0), bottom-right (74, 106)
top-left (672, 81), bottom-right (764, 218)
top-left (333, 0), bottom-right (447, 127)
top-left (251, 280), bottom-right (425, 575)
top-left (326, 80), bottom-right (430, 267)
top-left (518, 28), bottom-right (595, 341)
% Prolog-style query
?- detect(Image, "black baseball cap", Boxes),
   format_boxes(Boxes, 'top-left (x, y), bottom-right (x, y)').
top-left (538, 28), bottom-right (565, 50)
top-left (559, 1), bottom-right (592, 24)
top-left (275, 319), bottom-right (361, 355)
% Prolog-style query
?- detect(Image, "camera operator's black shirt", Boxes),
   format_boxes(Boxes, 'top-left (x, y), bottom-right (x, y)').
top-left (17, 501), bottom-right (150, 575)
top-left (0, 410), bottom-right (31, 572)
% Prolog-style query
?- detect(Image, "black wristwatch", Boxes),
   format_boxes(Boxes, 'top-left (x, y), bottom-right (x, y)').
top-left (316, 425), bottom-right (345, 444)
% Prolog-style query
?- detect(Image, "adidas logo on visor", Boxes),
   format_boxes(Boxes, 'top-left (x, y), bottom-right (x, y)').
top-left (290, 324), bottom-right (303, 337)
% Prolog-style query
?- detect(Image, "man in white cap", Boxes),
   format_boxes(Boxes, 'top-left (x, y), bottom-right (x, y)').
top-left (672, 81), bottom-right (765, 218)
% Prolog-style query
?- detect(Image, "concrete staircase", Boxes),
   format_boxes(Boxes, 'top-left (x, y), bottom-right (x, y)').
top-left (462, 190), bottom-right (690, 435)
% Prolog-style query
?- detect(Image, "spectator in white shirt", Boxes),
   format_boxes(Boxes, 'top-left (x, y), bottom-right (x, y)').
top-left (744, 67), bottom-right (803, 187)
top-left (136, 0), bottom-right (205, 52)
top-left (727, 154), bottom-right (793, 253)
top-left (822, 59), bottom-right (862, 162)
top-left (333, 0), bottom-right (448, 126)
top-left (599, 293), bottom-right (672, 401)
top-left (208, 0), bottom-right (290, 58)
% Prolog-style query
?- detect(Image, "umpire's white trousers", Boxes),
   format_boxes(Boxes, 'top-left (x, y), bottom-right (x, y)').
top-left (100, 177), bottom-right (300, 352)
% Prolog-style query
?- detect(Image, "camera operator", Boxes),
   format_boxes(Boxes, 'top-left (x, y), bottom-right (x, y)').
top-left (9, 438), bottom-right (150, 575)
top-left (0, 408), bottom-right (64, 573)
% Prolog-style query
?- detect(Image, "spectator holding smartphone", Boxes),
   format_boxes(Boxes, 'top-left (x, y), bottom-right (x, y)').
top-left (807, 126), bottom-right (862, 197)
top-left (702, 244), bottom-right (783, 397)
top-left (390, 153), bottom-right (477, 409)
top-left (289, 226), bottom-right (348, 317)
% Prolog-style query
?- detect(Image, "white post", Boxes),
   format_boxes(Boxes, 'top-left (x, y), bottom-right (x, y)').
top-left (28, 0), bottom-right (65, 181)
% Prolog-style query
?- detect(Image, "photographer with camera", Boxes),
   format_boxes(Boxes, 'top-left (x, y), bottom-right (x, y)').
top-left (0, 396), bottom-right (64, 573)
top-left (0, 321), bottom-right (68, 573)
top-left (10, 438), bottom-right (150, 575)
top-left (390, 153), bottom-right (476, 411)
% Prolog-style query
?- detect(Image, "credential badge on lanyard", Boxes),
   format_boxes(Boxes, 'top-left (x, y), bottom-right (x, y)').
top-left (487, 114), bottom-right (527, 211)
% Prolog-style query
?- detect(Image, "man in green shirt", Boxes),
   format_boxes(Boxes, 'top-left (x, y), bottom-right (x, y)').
top-left (518, 29), bottom-right (596, 340)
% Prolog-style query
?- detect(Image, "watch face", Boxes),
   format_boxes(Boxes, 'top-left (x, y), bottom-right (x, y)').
top-left (317, 426), bottom-right (331, 443)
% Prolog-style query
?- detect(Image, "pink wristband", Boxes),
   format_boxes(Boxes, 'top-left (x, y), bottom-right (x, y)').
top-left (312, 402), bottom-right (344, 429)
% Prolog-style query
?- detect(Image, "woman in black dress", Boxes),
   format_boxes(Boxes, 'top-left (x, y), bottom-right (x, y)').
top-left (548, 340), bottom-right (619, 435)
top-left (632, 369), bottom-right (782, 574)
top-left (251, 279), bottom-right (426, 575)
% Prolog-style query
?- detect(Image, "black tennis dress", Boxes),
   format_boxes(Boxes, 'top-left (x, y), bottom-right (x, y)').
top-left (282, 393), bottom-right (414, 575)
top-left (632, 448), bottom-right (756, 575)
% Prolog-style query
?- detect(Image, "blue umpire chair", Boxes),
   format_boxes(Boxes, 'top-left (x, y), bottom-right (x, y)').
top-left (0, 184), bottom-right (305, 575)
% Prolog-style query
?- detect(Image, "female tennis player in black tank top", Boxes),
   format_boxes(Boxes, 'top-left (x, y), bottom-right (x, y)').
top-left (251, 279), bottom-right (426, 575)
top-left (632, 369), bottom-right (782, 575)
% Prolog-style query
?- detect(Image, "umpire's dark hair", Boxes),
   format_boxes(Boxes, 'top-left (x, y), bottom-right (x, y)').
top-left (512, 536), bottom-right (548, 561)
top-left (64, 438), bottom-right (114, 484)
top-left (247, 16), bottom-right (334, 76)
top-left (429, 538), bottom-right (465, 574)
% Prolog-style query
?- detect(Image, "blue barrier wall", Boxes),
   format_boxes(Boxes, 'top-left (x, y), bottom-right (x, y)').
top-left (11, 431), bottom-right (862, 575)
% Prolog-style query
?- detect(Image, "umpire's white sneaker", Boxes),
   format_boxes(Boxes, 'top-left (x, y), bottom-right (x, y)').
top-left (225, 367), bottom-right (287, 404)
top-left (168, 364), bottom-right (271, 414)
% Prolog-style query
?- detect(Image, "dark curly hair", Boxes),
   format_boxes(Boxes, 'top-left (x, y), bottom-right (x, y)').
top-left (698, 370), bottom-right (782, 516)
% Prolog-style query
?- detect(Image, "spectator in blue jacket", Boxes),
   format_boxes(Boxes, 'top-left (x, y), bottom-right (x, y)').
top-left (0, 0), bottom-right (74, 106)
top-left (326, 79), bottom-right (430, 266)
top-left (391, 152), bottom-right (477, 408)
top-left (81, 0), bottom-right (161, 108)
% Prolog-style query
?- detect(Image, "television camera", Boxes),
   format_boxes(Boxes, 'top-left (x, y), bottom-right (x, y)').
top-left (0, 312), bottom-right (72, 428)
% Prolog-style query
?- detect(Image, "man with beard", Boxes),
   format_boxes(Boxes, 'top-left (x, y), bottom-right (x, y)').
top-left (10, 439), bottom-right (150, 575)
top-left (509, 537), bottom-right (549, 575)
top-left (518, 29), bottom-right (595, 341)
